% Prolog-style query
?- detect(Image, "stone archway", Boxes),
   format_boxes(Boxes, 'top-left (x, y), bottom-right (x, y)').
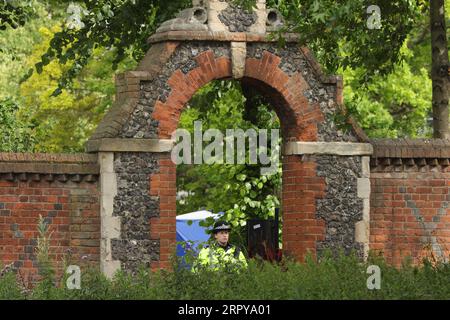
top-left (86, 0), bottom-right (373, 277)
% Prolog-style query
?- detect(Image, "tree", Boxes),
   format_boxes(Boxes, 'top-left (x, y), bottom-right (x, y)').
top-left (31, 0), bottom-right (187, 95)
top-left (343, 43), bottom-right (433, 138)
top-left (0, 1), bottom-right (59, 152)
top-left (0, 0), bottom-right (66, 30)
top-left (0, 1), bottom-right (55, 102)
top-left (0, 1), bottom-right (136, 152)
top-left (430, 0), bottom-right (449, 139)
top-left (18, 24), bottom-right (136, 152)
top-left (26, 0), bottom-right (421, 94)
top-left (272, 0), bottom-right (422, 81)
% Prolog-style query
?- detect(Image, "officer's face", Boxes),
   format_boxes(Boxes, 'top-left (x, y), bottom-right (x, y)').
top-left (214, 231), bottom-right (229, 246)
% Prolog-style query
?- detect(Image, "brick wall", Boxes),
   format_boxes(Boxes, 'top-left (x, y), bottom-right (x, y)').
top-left (245, 50), bottom-right (324, 141)
top-left (370, 139), bottom-right (450, 266)
top-left (89, 39), bottom-right (369, 271)
top-left (0, 153), bottom-right (100, 283)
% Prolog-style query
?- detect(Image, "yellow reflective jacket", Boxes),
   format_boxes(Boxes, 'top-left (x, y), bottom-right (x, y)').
top-left (192, 243), bottom-right (248, 273)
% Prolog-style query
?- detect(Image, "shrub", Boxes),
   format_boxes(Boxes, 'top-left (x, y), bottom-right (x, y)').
top-left (1, 251), bottom-right (449, 300)
top-left (0, 268), bottom-right (24, 300)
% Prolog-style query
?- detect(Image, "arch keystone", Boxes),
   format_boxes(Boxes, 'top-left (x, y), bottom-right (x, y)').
top-left (231, 42), bottom-right (247, 79)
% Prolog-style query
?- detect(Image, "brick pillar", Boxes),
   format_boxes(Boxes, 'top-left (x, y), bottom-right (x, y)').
top-left (149, 153), bottom-right (177, 271)
top-left (282, 155), bottom-right (326, 261)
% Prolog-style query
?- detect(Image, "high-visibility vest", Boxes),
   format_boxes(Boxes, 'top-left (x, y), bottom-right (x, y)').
top-left (192, 243), bottom-right (248, 273)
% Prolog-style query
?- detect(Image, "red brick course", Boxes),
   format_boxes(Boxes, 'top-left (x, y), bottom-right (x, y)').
top-left (149, 154), bottom-right (177, 271)
top-left (282, 155), bottom-right (326, 260)
top-left (153, 51), bottom-right (233, 138)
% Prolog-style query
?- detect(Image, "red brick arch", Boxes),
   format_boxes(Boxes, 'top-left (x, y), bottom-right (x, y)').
top-left (152, 49), bottom-right (323, 142)
top-left (148, 47), bottom-right (328, 270)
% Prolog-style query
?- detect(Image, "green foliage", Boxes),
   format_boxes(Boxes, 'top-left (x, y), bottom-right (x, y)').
top-left (0, 269), bottom-right (24, 300)
top-left (0, 98), bottom-right (37, 152)
top-left (1, 252), bottom-right (449, 300)
top-left (343, 44), bottom-right (433, 138)
top-left (0, 0), bottom-right (36, 30)
top-left (232, 0), bottom-right (257, 11)
top-left (0, 0), bottom-right (67, 31)
top-left (16, 23), bottom-right (136, 152)
top-left (339, 0), bottom-right (450, 139)
top-left (34, 0), bottom-right (186, 95)
top-left (28, 0), bottom-right (423, 93)
top-left (176, 81), bottom-right (281, 244)
top-left (0, 2), bottom-right (58, 152)
top-left (3, 221), bottom-right (450, 300)
top-left (32, 214), bottom-right (56, 299)
top-left (0, 3), bottom-right (43, 100)
top-left (266, 0), bottom-right (421, 82)
top-left (1, 1), bottom-right (138, 153)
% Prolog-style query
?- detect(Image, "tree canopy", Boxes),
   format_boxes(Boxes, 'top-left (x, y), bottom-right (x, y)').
top-left (19, 0), bottom-right (424, 93)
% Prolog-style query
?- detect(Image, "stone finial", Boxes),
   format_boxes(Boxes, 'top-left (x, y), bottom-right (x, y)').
top-left (156, 7), bottom-right (208, 33)
top-left (155, 0), bottom-right (284, 35)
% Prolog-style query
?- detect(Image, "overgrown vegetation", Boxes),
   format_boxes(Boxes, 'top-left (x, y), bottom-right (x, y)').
top-left (1, 219), bottom-right (448, 300)
top-left (1, 251), bottom-right (449, 300)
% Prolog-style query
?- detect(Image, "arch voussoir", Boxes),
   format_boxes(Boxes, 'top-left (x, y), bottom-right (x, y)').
top-left (153, 50), bottom-right (232, 138)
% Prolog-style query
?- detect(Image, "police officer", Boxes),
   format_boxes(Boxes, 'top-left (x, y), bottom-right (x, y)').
top-left (192, 221), bottom-right (248, 273)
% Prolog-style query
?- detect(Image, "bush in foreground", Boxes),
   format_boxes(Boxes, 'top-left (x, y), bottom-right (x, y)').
top-left (1, 251), bottom-right (449, 300)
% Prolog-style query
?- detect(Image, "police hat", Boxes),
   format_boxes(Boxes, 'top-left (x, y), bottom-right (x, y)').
top-left (212, 221), bottom-right (232, 233)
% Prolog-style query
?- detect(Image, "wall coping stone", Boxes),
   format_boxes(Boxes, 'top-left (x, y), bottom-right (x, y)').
top-left (371, 138), bottom-right (450, 159)
top-left (0, 153), bottom-right (99, 178)
top-left (148, 31), bottom-right (301, 44)
top-left (86, 138), bottom-right (175, 153)
top-left (284, 142), bottom-right (373, 156)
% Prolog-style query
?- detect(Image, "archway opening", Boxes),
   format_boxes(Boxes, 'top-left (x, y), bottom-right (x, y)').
top-left (175, 79), bottom-right (283, 262)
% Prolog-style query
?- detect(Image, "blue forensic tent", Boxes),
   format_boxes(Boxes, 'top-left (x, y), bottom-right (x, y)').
top-left (176, 210), bottom-right (222, 258)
